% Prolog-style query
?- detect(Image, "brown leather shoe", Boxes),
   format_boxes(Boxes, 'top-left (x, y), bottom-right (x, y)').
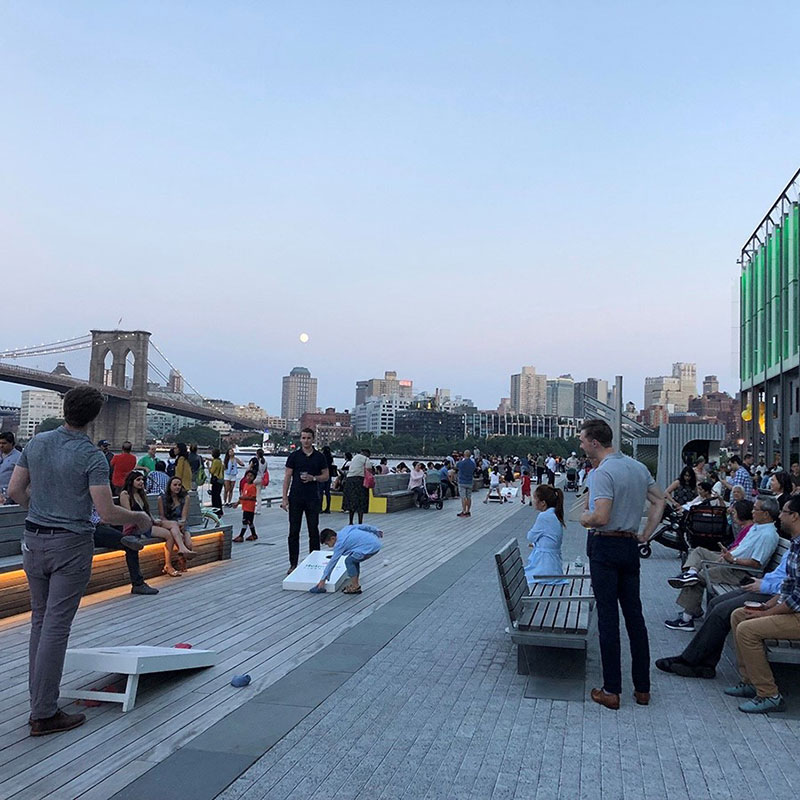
top-left (590, 688), bottom-right (620, 710)
top-left (633, 691), bottom-right (650, 705)
top-left (29, 709), bottom-right (86, 737)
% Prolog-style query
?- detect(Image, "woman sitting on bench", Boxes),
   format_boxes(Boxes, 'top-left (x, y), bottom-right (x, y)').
top-left (524, 485), bottom-right (569, 586)
top-left (158, 478), bottom-right (197, 574)
top-left (119, 472), bottom-right (192, 578)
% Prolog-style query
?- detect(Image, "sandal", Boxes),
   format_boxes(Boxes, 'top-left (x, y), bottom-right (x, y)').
top-left (245, 534), bottom-right (258, 541)
top-left (342, 586), bottom-right (362, 594)
top-left (175, 554), bottom-right (188, 573)
top-left (162, 566), bottom-right (182, 577)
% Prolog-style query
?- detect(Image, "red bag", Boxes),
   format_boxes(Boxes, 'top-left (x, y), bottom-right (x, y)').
top-left (363, 470), bottom-right (375, 489)
top-left (261, 469), bottom-right (270, 487)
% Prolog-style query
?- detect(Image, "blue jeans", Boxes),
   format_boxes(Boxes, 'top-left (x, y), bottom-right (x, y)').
top-left (345, 552), bottom-right (375, 577)
top-left (587, 534), bottom-right (650, 695)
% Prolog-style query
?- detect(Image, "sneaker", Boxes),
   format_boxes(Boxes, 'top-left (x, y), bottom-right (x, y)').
top-left (664, 617), bottom-right (695, 632)
top-left (724, 682), bottom-right (757, 698)
top-left (131, 583), bottom-right (159, 595)
top-left (30, 710), bottom-right (86, 737)
top-left (671, 662), bottom-right (715, 679)
top-left (738, 695), bottom-right (786, 714)
top-left (120, 534), bottom-right (145, 551)
top-left (667, 572), bottom-right (700, 589)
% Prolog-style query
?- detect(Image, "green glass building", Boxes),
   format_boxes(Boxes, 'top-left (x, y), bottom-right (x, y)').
top-left (740, 168), bottom-right (800, 465)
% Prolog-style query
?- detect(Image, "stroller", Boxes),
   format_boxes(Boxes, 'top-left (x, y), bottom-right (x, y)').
top-left (418, 483), bottom-right (444, 510)
top-left (638, 504), bottom-right (731, 561)
top-left (565, 468), bottom-right (578, 492)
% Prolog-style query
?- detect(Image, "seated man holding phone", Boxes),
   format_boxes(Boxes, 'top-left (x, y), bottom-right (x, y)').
top-left (663, 495), bottom-right (780, 632)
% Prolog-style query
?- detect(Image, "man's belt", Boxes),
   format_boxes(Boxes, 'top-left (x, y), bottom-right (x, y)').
top-left (590, 529), bottom-right (638, 538)
top-left (25, 522), bottom-right (74, 534)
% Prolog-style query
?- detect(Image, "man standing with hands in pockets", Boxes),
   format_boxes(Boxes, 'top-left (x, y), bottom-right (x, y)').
top-left (7, 387), bottom-right (151, 736)
top-left (578, 419), bottom-right (665, 710)
top-left (281, 428), bottom-right (329, 575)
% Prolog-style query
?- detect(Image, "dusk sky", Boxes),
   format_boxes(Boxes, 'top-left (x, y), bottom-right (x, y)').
top-left (3, 1), bottom-right (800, 413)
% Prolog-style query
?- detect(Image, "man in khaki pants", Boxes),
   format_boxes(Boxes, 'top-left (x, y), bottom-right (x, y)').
top-left (725, 494), bottom-right (800, 713)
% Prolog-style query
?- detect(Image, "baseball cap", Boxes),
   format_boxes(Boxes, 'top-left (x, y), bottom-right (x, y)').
top-left (98, 440), bottom-right (110, 447)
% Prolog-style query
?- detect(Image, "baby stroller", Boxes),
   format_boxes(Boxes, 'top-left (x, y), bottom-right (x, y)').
top-left (565, 468), bottom-right (578, 492)
top-left (638, 504), bottom-right (731, 561)
top-left (418, 483), bottom-right (444, 510)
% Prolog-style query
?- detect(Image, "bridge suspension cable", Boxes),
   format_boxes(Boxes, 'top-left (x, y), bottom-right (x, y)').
top-left (0, 334), bottom-right (92, 359)
top-left (148, 340), bottom-right (232, 419)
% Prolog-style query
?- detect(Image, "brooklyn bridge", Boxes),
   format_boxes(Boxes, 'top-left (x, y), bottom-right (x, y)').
top-left (0, 330), bottom-right (268, 447)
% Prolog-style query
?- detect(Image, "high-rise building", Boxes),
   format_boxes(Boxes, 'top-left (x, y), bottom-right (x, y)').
top-left (19, 389), bottom-right (63, 440)
top-left (352, 397), bottom-right (411, 436)
top-left (574, 377), bottom-right (609, 417)
top-left (281, 366), bottom-right (318, 421)
top-left (703, 375), bottom-right (720, 395)
top-left (546, 374), bottom-right (575, 416)
top-left (510, 366), bottom-right (547, 415)
top-left (673, 362), bottom-right (697, 400)
top-left (643, 363), bottom-right (697, 413)
top-left (354, 371), bottom-right (413, 406)
top-left (168, 369), bottom-right (184, 394)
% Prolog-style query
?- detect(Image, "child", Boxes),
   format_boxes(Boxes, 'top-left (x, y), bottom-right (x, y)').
top-left (520, 468), bottom-right (532, 505)
top-left (525, 485), bottom-right (569, 585)
top-left (310, 524), bottom-right (383, 594)
top-left (233, 470), bottom-right (258, 542)
top-left (484, 468), bottom-right (504, 503)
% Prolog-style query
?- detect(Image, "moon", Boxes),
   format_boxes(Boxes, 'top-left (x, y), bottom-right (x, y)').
top-left (299, 332), bottom-right (309, 343)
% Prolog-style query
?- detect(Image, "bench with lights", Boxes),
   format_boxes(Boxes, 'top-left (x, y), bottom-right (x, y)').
top-left (0, 492), bottom-right (232, 619)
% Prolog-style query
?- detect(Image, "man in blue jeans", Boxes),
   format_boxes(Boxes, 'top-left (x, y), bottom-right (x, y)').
top-left (456, 450), bottom-right (476, 518)
top-left (8, 387), bottom-right (151, 736)
top-left (579, 419), bottom-right (665, 710)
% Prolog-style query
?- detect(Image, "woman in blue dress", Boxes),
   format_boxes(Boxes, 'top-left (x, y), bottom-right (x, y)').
top-left (525, 484), bottom-right (569, 585)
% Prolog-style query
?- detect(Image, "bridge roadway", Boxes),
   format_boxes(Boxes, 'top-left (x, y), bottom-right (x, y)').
top-left (0, 362), bottom-right (266, 431)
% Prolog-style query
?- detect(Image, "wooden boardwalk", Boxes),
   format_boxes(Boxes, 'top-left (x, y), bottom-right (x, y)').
top-left (0, 499), bottom-right (525, 800)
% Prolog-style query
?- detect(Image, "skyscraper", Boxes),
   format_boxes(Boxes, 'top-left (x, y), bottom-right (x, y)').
top-left (702, 375), bottom-right (719, 395)
top-left (546, 374), bottom-right (575, 416)
top-left (574, 377), bottom-right (609, 417)
top-left (281, 366), bottom-right (318, 420)
top-left (510, 366), bottom-right (547, 415)
top-left (354, 371), bottom-right (413, 406)
top-left (19, 389), bottom-right (64, 440)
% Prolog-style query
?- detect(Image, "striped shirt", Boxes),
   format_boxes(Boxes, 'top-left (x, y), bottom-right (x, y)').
top-left (779, 536), bottom-right (800, 612)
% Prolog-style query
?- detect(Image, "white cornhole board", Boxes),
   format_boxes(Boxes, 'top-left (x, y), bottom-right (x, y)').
top-left (282, 549), bottom-right (349, 592)
top-left (500, 487), bottom-right (519, 498)
top-left (60, 646), bottom-right (217, 712)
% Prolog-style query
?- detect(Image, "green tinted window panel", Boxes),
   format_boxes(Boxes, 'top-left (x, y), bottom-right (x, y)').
top-left (769, 230), bottom-right (781, 298)
top-left (756, 248), bottom-right (766, 310)
top-left (789, 281), bottom-right (798, 357)
top-left (743, 317), bottom-right (752, 378)
top-left (782, 214), bottom-right (790, 292)
top-left (755, 309), bottom-right (764, 369)
top-left (791, 205), bottom-right (800, 283)
top-left (782, 281), bottom-right (790, 359)
top-left (771, 307), bottom-right (780, 366)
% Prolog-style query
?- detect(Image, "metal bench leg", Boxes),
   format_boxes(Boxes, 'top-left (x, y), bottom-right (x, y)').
top-left (121, 673), bottom-right (140, 712)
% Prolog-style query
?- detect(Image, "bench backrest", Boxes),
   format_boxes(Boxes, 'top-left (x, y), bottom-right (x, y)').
top-left (374, 473), bottom-right (410, 495)
top-left (494, 539), bottom-right (526, 628)
top-left (767, 537), bottom-right (791, 573)
top-left (0, 491), bottom-right (202, 557)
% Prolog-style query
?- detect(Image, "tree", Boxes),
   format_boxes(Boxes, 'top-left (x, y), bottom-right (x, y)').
top-left (36, 417), bottom-right (64, 434)
top-left (175, 425), bottom-right (223, 448)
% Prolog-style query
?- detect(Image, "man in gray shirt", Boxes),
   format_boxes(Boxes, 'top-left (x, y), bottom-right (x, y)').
top-left (8, 387), bottom-right (150, 737)
top-left (579, 419), bottom-right (665, 710)
top-left (0, 431), bottom-right (21, 503)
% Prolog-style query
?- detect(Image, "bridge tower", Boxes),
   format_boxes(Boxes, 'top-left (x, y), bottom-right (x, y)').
top-left (88, 330), bottom-right (151, 448)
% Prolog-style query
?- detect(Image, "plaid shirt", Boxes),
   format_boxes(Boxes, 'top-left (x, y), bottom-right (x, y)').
top-left (729, 466), bottom-right (753, 495)
top-left (146, 470), bottom-right (169, 495)
top-left (779, 536), bottom-right (800, 612)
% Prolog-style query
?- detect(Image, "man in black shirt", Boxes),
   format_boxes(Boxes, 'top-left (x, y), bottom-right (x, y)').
top-left (281, 427), bottom-right (329, 573)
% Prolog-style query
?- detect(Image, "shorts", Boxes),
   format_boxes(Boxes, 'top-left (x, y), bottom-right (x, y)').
top-left (459, 485), bottom-right (472, 499)
top-left (242, 510), bottom-right (255, 524)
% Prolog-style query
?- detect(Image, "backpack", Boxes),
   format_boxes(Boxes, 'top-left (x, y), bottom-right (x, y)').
top-left (166, 460), bottom-right (176, 477)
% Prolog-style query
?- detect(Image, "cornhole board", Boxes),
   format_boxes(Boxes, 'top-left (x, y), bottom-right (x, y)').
top-left (282, 549), bottom-right (349, 592)
top-left (501, 487), bottom-right (519, 498)
top-left (487, 487), bottom-right (504, 503)
top-left (60, 646), bottom-right (217, 712)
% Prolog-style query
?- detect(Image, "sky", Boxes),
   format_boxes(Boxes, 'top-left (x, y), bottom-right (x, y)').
top-left (3, 1), bottom-right (800, 413)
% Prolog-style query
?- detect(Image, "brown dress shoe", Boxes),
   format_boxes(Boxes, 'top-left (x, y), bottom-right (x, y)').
top-left (29, 709), bottom-right (86, 737)
top-left (590, 688), bottom-right (620, 710)
top-left (633, 691), bottom-right (650, 705)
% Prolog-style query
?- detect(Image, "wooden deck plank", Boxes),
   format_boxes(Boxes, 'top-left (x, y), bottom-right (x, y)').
top-left (0, 500), bottom-right (523, 799)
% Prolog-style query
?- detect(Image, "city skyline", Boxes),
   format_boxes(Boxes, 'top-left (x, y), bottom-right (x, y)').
top-left (4, 3), bottom-right (799, 417)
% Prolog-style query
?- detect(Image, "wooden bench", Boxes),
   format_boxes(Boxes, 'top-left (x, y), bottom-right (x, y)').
top-left (494, 538), bottom-right (594, 675)
top-left (0, 492), bottom-right (233, 619)
top-left (703, 536), bottom-right (798, 665)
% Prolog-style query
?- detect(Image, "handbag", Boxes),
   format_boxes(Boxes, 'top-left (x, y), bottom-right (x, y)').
top-left (261, 469), bottom-right (270, 487)
top-left (363, 470), bottom-right (375, 489)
